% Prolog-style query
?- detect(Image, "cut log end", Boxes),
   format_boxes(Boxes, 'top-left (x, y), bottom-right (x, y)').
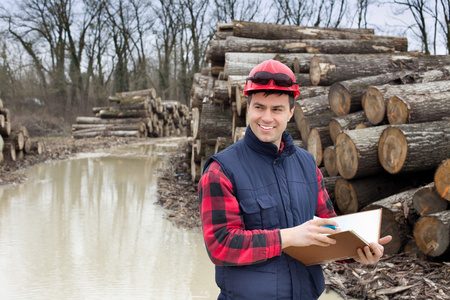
top-left (329, 119), bottom-right (342, 145)
top-left (307, 128), bottom-right (323, 166)
top-left (412, 183), bottom-right (449, 216)
top-left (413, 211), bottom-right (450, 257)
top-left (335, 178), bottom-right (359, 214)
top-left (362, 87), bottom-right (385, 125)
top-left (309, 56), bottom-right (321, 86)
top-left (387, 96), bottom-right (408, 125)
top-left (434, 159), bottom-right (450, 201)
top-left (378, 127), bottom-right (407, 174)
top-left (335, 132), bottom-right (358, 180)
top-left (323, 146), bottom-right (338, 177)
top-left (329, 83), bottom-right (351, 116)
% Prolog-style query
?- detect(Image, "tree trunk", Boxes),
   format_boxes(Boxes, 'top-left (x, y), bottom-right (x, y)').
top-left (0, 121), bottom-right (10, 137)
top-left (232, 21), bottom-right (409, 41)
top-left (212, 80), bottom-right (229, 105)
top-left (329, 111), bottom-right (367, 144)
top-left (72, 130), bottom-right (139, 139)
top-left (328, 71), bottom-right (414, 116)
top-left (335, 125), bottom-right (389, 180)
top-left (323, 176), bottom-right (340, 201)
top-left (363, 80), bottom-right (450, 125)
top-left (199, 102), bottom-right (233, 145)
top-left (412, 183), bottom-right (449, 217)
top-left (309, 53), bottom-right (421, 86)
top-left (98, 109), bottom-right (148, 119)
top-left (434, 159), bottom-right (450, 201)
top-left (307, 126), bottom-right (333, 166)
top-left (378, 120), bottom-right (450, 174)
top-left (323, 146), bottom-right (339, 177)
top-left (334, 175), bottom-right (419, 214)
top-left (215, 137), bottom-right (232, 154)
top-left (363, 188), bottom-right (419, 255)
top-left (299, 110), bottom-right (335, 143)
top-left (115, 88), bottom-right (157, 99)
top-left (4, 130), bottom-right (24, 151)
top-left (207, 36), bottom-right (401, 61)
top-left (413, 210), bottom-right (450, 258)
top-left (387, 91), bottom-right (450, 125)
top-left (224, 52), bottom-right (315, 78)
top-left (298, 86), bottom-right (329, 100)
top-left (2, 142), bottom-right (16, 161)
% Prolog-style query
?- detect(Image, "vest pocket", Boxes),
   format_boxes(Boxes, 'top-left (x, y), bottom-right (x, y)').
top-left (240, 195), bottom-right (280, 230)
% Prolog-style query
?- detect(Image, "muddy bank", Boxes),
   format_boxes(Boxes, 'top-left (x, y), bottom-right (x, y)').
top-left (0, 137), bottom-right (139, 186)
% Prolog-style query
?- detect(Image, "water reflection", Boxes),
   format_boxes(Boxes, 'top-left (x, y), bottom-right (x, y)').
top-left (0, 139), bottom-right (218, 300)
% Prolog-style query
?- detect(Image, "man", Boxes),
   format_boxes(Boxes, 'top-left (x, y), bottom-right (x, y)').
top-left (198, 59), bottom-right (391, 299)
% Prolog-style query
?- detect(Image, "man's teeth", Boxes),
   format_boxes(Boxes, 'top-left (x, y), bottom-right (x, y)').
top-left (260, 125), bottom-right (273, 130)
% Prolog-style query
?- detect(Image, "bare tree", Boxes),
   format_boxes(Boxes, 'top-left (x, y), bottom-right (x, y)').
top-left (212, 0), bottom-right (260, 23)
top-left (438, 0), bottom-right (450, 53)
top-left (272, 0), bottom-right (347, 27)
top-left (153, 0), bottom-right (183, 100)
top-left (394, 0), bottom-right (433, 54)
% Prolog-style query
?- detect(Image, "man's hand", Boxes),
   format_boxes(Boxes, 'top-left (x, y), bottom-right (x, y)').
top-left (353, 235), bottom-right (393, 265)
top-left (280, 218), bottom-right (340, 249)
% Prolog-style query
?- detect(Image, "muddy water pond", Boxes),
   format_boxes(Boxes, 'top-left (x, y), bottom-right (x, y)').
top-left (0, 138), bottom-right (345, 300)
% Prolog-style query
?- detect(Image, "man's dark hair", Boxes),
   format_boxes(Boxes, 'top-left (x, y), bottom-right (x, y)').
top-left (247, 90), bottom-right (295, 110)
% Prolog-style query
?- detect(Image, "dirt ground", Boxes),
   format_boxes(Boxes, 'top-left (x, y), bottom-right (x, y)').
top-left (1, 135), bottom-right (449, 299)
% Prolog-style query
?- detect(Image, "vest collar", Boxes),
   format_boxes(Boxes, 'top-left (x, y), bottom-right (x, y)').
top-left (244, 125), bottom-right (295, 158)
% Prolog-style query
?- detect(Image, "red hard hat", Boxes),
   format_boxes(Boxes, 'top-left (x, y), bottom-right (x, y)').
top-left (243, 59), bottom-right (300, 99)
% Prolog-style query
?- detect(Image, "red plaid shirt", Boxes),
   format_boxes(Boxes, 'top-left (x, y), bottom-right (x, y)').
top-left (198, 160), bottom-right (336, 267)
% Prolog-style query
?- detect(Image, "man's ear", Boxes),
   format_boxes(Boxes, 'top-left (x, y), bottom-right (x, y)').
top-left (288, 105), bottom-right (295, 121)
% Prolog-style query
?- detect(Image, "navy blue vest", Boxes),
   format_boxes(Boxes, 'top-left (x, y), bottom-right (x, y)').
top-left (203, 126), bottom-right (325, 300)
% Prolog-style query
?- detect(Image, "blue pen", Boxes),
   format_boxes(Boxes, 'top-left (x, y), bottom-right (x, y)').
top-left (322, 225), bottom-right (337, 230)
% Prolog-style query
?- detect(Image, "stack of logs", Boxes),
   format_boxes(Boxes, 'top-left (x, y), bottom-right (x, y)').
top-left (188, 21), bottom-right (450, 261)
top-left (0, 98), bottom-right (45, 164)
top-left (72, 89), bottom-right (189, 139)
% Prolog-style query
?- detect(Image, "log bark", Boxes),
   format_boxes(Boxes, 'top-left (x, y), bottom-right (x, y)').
top-left (309, 53), bottom-right (420, 86)
top-left (232, 21), bottom-right (406, 41)
top-left (363, 80), bottom-right (450, 125)
top-left (234, 127), bottom-right (246, 143)
top-left (323, 176), bottom-right (340, 200)
top-left (378, 120), bottom-right (450, 174)
top-left (115, 88), bottom-right (156, 99)
top-left (328, 71), bottom-right (414, 116)
top-left (298, 110), bottom-right (335, 143)
top-left (307, 126), bottom-right (333, 166)
top-left (413, 210), bottom-right (450, 258)
top-left (335, 125), bottom-right (389, 180)
top-left (30, 140), bottom-right (45, 155)
top-left (295, 95), bottom-right (330, 117)
top-left (387, 92), bottom-right (450, 125)
top-left (323, 146), bottom-right (339, 177)
top-left (224, 52), bottom-right (315, 78)
top-left (207, 36), bottom-right (401, 61)
top-left (199, 102), bottom-right (233, 145)
top-left (434, 159), bottom-right (450, 201)
top-left (334, 175), bottom-right (422, 214)
top-left (0, 121), bottom-right (10, 137)
top-left (213, 80), bottom-right (230, 102)
top-left (298, 86), bottom-right (329, 100)
top-left (363, 188), bottom-right (419, 255)
top-left (72, 130), bottom-right (139, 139)
top-left (412, 183), bottom-right (449, 217)
top-left (215, 137), bottom-right (232, 154)
top-left (329, 111), bottom-right (367, 144)
top-left (98, 109), bottom-right (148, 119)
top-left (76, 116), bottom-right (147, 124)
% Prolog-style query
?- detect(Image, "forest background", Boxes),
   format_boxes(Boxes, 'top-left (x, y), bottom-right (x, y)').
top-left (0, 0), bottom-right (449, 135)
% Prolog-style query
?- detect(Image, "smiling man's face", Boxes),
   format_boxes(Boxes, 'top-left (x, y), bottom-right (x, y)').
top-left (247, 92), bottom-right (294, 150)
